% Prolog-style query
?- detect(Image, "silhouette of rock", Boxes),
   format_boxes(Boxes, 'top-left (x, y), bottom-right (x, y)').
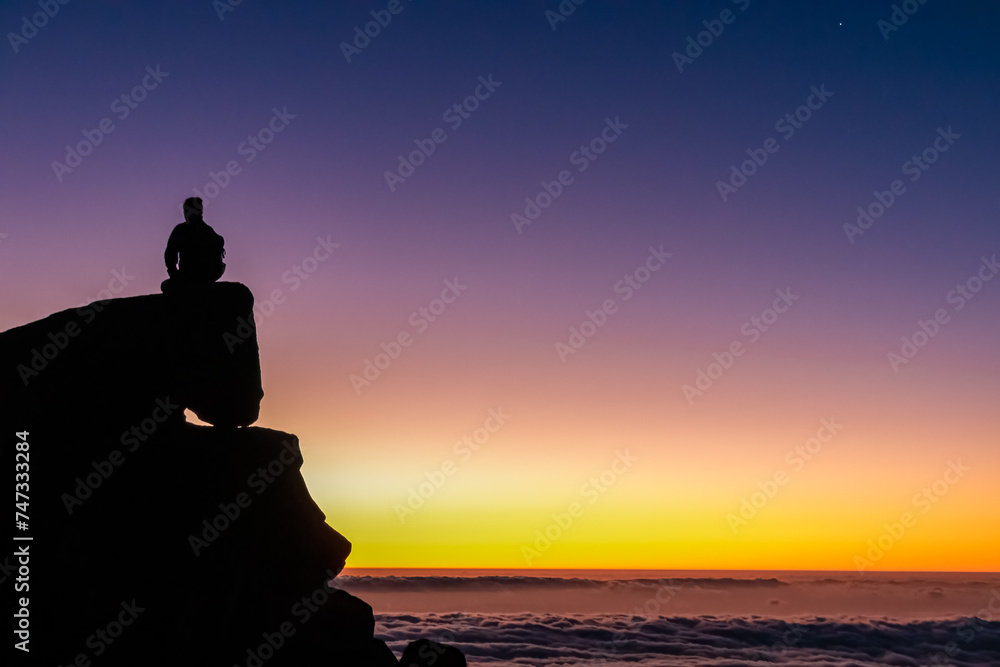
top-left (5, 281), bottom-right (262, 428)
top-left (401, 639), bottom-right (468, 667)
top-left (1, 283), bottom-right (463, 665)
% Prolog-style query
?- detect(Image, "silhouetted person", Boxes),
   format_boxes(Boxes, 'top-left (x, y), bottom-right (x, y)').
top-left (161, 197), bottom-right (226, 293)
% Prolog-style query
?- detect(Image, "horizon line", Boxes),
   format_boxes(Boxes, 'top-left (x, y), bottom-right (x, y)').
top-left (342, 567), bottom-right (1000, 575)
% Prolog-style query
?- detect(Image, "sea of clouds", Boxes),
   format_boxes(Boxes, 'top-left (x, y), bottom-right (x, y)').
top-left (375, 612), bottom-right (1000, 666)
top-left (333, 574), bottom-right (1000, 665)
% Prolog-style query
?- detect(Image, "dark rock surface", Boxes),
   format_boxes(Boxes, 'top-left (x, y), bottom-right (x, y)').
top-left (1, 283), bottom-right (459, 666)
top-left (400, 639), bottom-right (468, 667)
top-left (5, 281), bottom-right (263, 429)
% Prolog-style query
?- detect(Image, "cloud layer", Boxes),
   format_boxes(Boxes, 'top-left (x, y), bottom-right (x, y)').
top-left (375, 612), bottom-right (1000, 666)
top-left (337, 573), bottom-right (1000, 619)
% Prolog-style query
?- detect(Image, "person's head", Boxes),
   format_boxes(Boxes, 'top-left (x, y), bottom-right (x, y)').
top-left (183, 197), bottom-right (204, 222)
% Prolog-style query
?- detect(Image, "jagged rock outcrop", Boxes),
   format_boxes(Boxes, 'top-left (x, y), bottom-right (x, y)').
top-left (2, 283), bottom-right (455, 666)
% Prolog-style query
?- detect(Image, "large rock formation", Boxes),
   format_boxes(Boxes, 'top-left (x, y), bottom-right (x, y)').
top-left (1, 283), bottom-right (455, 666)
top-left (7, 282), bottom-right (264, 429)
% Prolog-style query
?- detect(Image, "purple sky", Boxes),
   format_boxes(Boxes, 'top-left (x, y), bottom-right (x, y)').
top-left (2, 0), bottom-right (998, 570)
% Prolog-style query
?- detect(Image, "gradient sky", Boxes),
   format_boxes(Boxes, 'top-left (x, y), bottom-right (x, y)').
top-left (2, 1), bottom-right (998, 572)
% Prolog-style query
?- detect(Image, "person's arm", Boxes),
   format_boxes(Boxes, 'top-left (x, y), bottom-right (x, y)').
top-left (164, 226), bottom-right (180, 277)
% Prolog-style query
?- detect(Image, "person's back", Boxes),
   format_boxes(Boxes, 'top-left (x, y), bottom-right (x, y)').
top-left (163, 197), bottom-right (226, 291)
top-left (167, 219), bottom-right (225, 281)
